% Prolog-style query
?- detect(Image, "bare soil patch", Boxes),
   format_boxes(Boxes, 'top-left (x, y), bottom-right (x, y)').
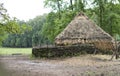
top-left (0, 55), bottom-right (120, 76)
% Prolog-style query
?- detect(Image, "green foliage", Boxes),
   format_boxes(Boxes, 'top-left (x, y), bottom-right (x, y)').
top-left (2, 0), bottom-right (120, 47)
top-left (42, 0), bottom-right (120, 43)
top-left (41, 12), bottom-right (57, 42)
top-left (0, 3), bottom-right (29, 45)
top-left (2, 15), bottom-right (48, 47)
top-left (41, 11), bottom-right (75, 42)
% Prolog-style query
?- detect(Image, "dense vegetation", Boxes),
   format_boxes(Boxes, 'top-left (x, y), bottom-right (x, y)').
top-left (0, 3), bottom-right (28, 46)
top-left (1, 0), bottom-right (120, 47)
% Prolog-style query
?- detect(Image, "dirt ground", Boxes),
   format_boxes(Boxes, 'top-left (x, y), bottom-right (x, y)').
top-left (0, 55), bottom-right (120, 76)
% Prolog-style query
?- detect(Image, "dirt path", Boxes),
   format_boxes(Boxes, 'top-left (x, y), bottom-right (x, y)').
top-left (0, 55), bottom-right (120, 76)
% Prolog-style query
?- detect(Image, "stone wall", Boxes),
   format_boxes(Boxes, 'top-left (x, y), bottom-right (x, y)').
top-left (32, 45), bottom-right (95, 58)
top-left (32, 43), bottom-right (120, 58)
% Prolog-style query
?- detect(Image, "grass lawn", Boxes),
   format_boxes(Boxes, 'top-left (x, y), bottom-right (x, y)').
top-left (0, 48), bottom-right (32, 55)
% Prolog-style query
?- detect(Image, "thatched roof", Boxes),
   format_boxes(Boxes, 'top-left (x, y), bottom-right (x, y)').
top-left (55, 12), bottom-right (114, 50)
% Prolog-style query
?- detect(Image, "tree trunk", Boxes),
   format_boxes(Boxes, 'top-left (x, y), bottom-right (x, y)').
top-left (70, 0), bottom-right (73, 11)
top-left (75, 0), bottom-right (78, 11)
top-left (78, 0), bottom-right (84, 12)
top-left (57, 0), bottom-right (61, 19)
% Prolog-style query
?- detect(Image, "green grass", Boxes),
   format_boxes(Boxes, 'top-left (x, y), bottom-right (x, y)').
top-left (0, 48), bottom-right (32, 55)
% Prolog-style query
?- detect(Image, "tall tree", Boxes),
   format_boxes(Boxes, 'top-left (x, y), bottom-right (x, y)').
top-left (70, 0), bottom-right (73, 11)
top-left (44, 0), bottom-right (62, 19)
top-left (106, 4), bottom-right (120, 36)
top-left (74, 0), bottom-right (87, 12)
top-left (92, 0), bottom-right (106, 27)
top-left (0, 3), bottom-right (22, 45)
top-left (0, 3), bottom-right (30, 47)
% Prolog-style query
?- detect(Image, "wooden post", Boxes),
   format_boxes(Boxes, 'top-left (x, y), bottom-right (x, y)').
top-left (93, 47), bottom-right (97, 55)
top-left (47, 41), bottom-right (48, 49)
top-left (110, 36), bottom-right (119, 60)
top-left (110, 51), bottom-right (115, 60)
top-left (115, 37), bottom-right (119, 59)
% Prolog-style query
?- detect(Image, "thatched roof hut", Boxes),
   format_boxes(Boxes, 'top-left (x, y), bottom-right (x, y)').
top-left (55, 12), bottom-right (115, 50)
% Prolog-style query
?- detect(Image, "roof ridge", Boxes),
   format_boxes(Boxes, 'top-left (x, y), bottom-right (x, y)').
top-left (75, 12), bottom-right (88, 20)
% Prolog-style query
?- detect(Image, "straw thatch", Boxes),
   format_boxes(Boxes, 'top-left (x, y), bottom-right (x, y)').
top-left (55, 12), bottom-right (115, 51)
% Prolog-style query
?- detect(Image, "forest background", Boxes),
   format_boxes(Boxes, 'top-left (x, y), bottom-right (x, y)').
top-left (1, 0), bottom-right (120, 48)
